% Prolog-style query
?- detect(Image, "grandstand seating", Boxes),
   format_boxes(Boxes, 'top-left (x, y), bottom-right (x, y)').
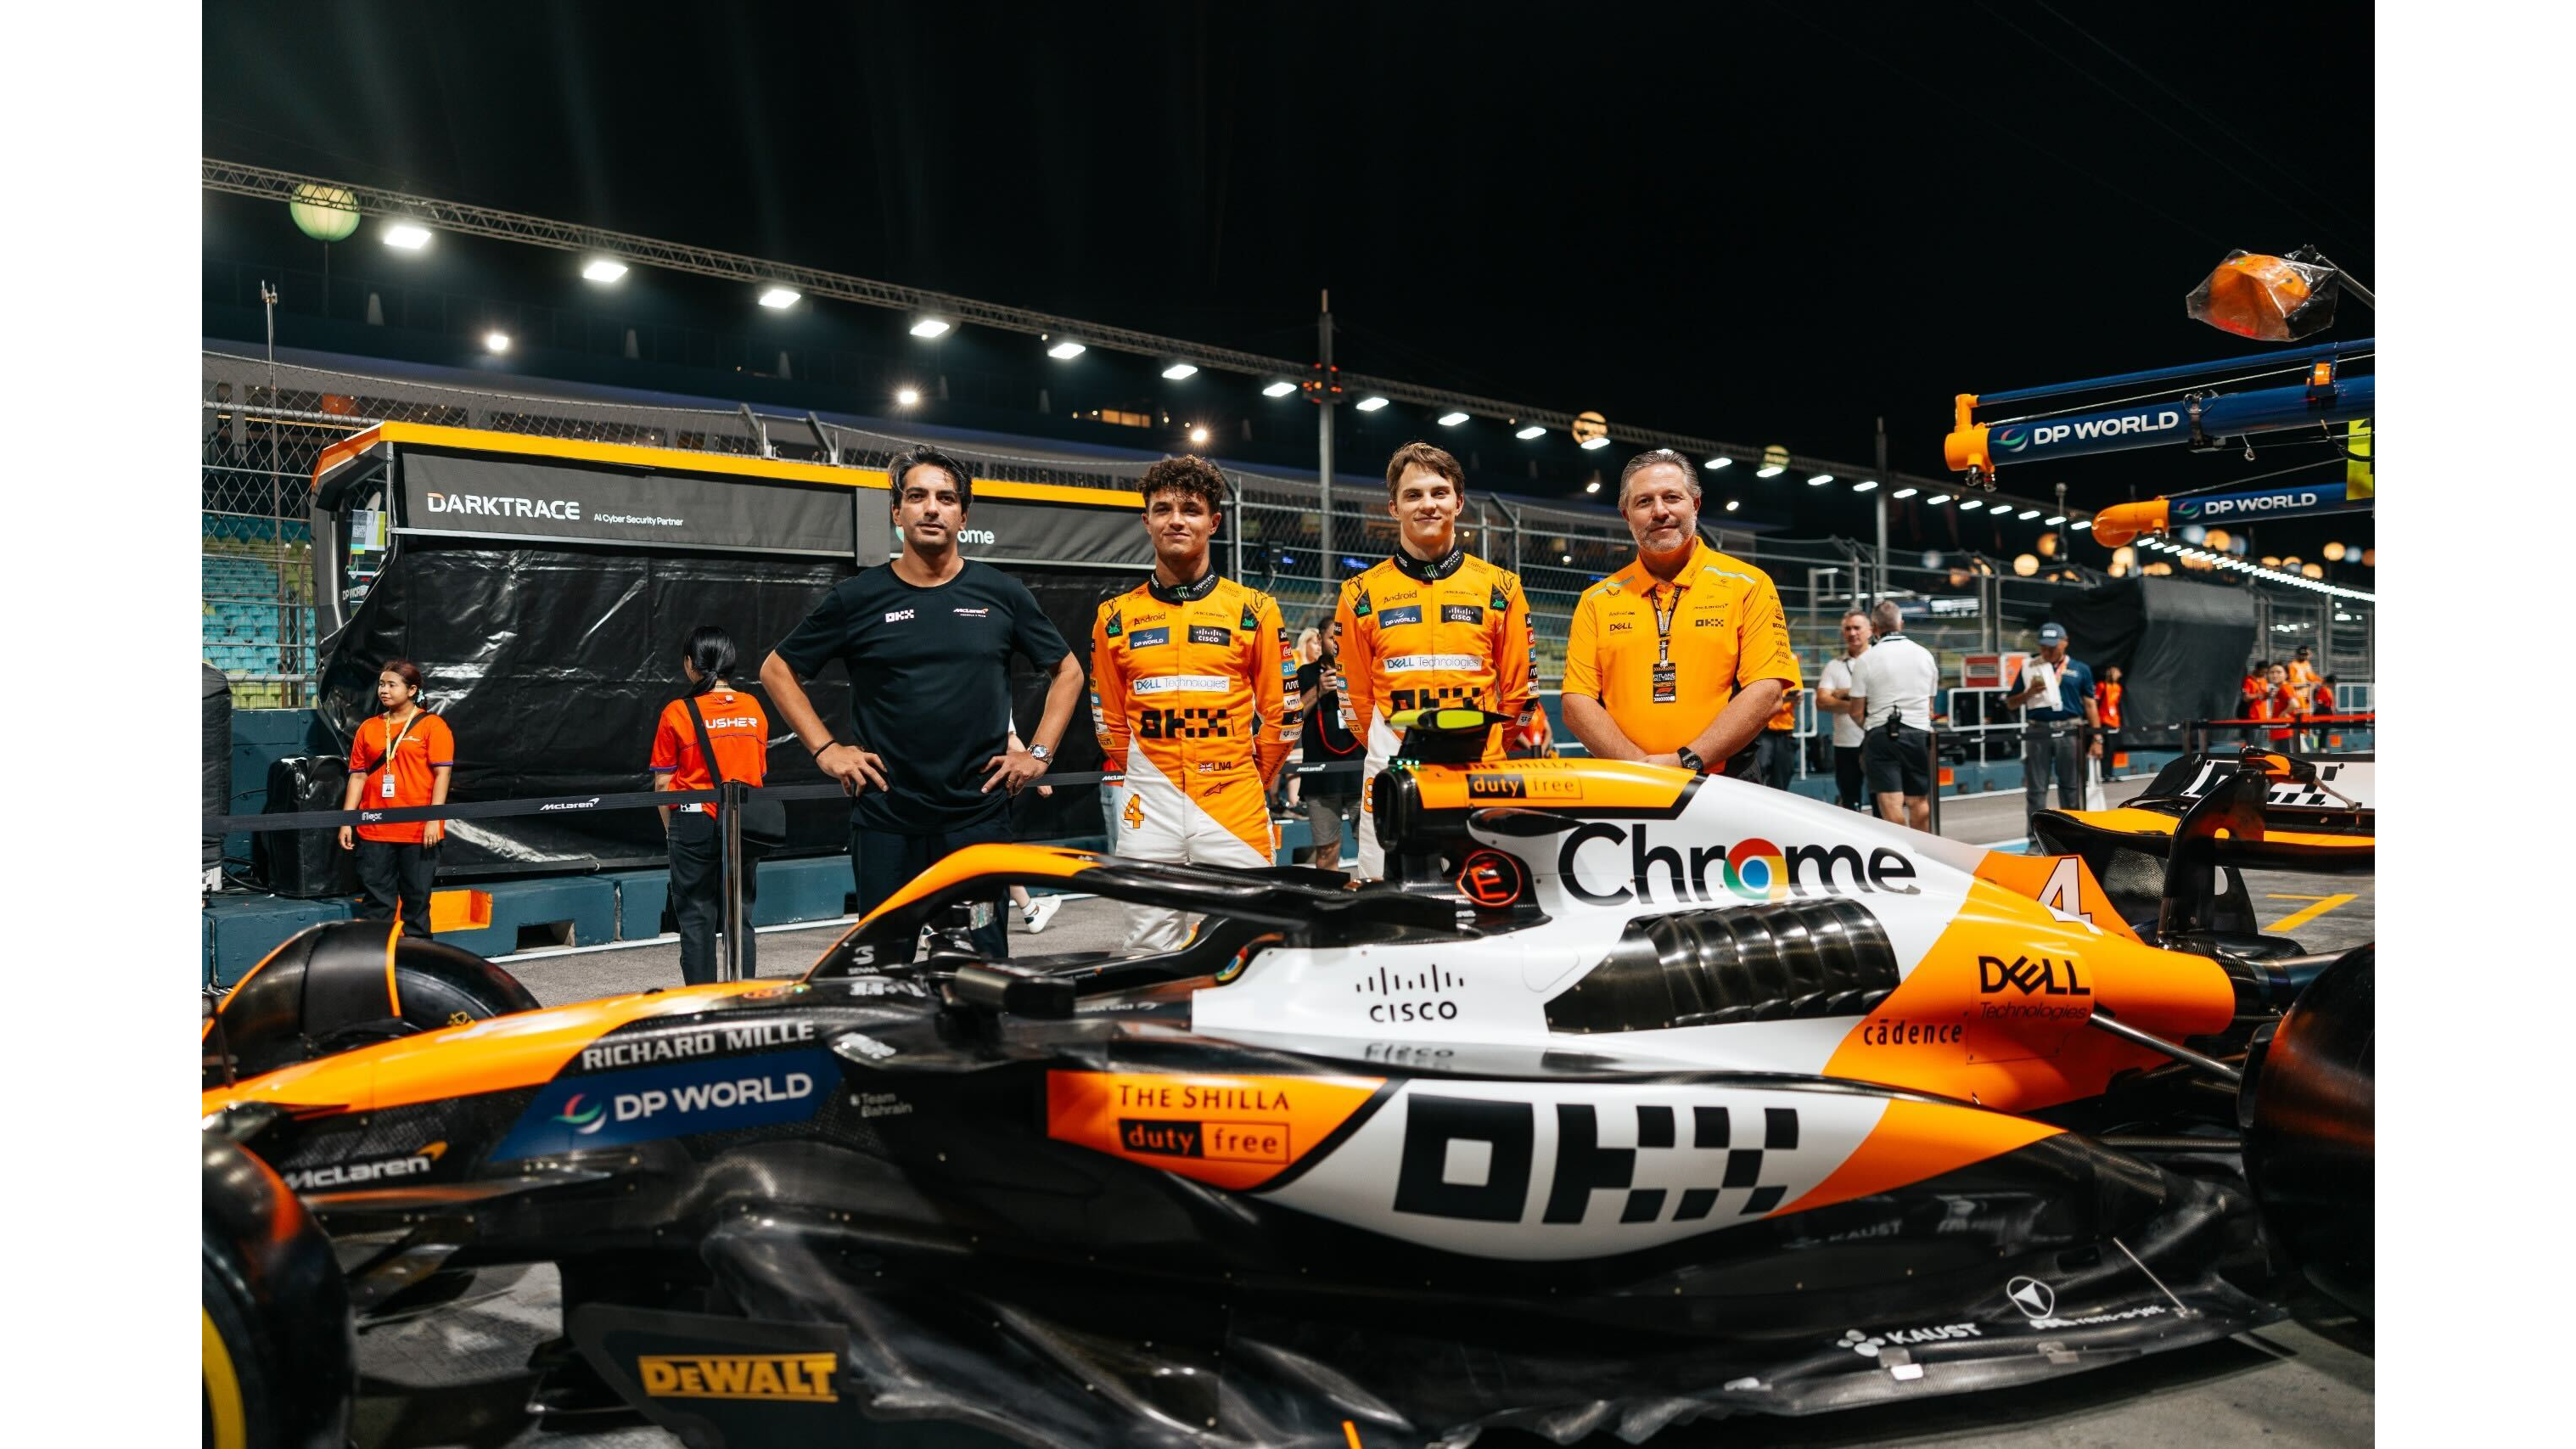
top-left (201, 553), bottom-right (317, 677)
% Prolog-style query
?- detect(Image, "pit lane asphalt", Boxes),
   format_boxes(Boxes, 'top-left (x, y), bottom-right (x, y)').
top-left (354, 779), bottom-right (2374, 1448)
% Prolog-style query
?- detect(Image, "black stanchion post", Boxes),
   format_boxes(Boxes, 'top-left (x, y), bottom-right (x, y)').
top-left (1925, 726), bottom-right (1942, 837)
top-left (721, 780), bottom-right (746, 981)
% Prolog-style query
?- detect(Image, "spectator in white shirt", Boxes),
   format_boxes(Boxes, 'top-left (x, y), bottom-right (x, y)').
top-left (1846, 601), bottom-right (1940, 831)
top-left (1813, 610), bottom-right (1872, 812)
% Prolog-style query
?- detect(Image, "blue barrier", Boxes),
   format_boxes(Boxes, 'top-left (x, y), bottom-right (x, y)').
top-left (431, 877), bottom-right (617, 958)
top-left (205, 895), bottom-right (354, 988)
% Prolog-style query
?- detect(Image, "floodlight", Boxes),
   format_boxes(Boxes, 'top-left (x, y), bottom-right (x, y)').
top-left (1927, 494), bottom-right (1952, 506)
top-left (383, 222), bottom-right (431, 250)
top-left (1755, 464), bottom-right (1786, 478)
top-left (1188, 426), bottom-right (1210, 444)
top-left (1047, 341), bottom-right (1086, 359)
top-left (1851, 480), bottom-right (1879, 492)
top-left (482, 331), bottom-right (510, 353)
top-left (1515, 424), bottom-right (1546, 440)
top-left (581, 258), bottom-right (627, 283)
top-left (1161, 362), bottom-right (1198, 379)
top-left (1355, 396), bottom-right (1390, 412)
top-left (1437, 411), bottom-right (1469, 426)
top-left (909, 318), bottom-right (951, 338)
top-left (1262, 381), bottom-right (1296, 397)
top-left (1579, 435), bottom-right (1610, 450)
top-left (1703, 457), bottom-right (1733, 470)
top-left (758, 287), bottom-right (800, 309)
top-left (1958, 500), bottom-right (1985, 512)
top-left (1808, 474), bottom-right (1834, 486)
top-left (1724, 500), bottom-right (1741, 512)
top-left (896, 387), bottom-right (920, 407)
top-left (1892, 487), bottom-right (1919, 500)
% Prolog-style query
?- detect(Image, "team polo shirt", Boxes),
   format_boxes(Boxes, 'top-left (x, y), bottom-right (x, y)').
top-left (774, 560), bottom-right (1071, 833)
top-left (2026, 655), bottom-right (2095, 722)
top-left (650, 689), bottom-right (772, 817)
top-left (1561, 539), bottom-right (1803, 755)
top-left (349, 710), bottom-right (454, 844)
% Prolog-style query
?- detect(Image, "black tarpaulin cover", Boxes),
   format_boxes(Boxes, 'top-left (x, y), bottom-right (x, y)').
top-left (2049, 576), bottom-right (2255, 740)
top-left (203, 662), bottom-right (232, 871)
top-left (317, 537), bottom-right (1124, 878)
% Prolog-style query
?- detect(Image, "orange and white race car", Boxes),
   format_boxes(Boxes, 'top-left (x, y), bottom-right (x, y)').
top-left (201, 711), bottom-right (2370, 1449)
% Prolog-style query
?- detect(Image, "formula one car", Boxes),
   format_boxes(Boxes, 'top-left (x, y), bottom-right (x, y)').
top-left (201, 712), bottom-right (2371, 1449)
top-left (2034, 749), bottom-right (2374, 941)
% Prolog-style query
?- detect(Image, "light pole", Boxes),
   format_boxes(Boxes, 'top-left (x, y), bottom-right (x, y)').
top-left (1316, 289), bottom-right (1335, 587)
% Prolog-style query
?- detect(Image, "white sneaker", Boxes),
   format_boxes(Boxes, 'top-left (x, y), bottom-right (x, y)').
top-left (1022, 896), bottom-right (1062, 934)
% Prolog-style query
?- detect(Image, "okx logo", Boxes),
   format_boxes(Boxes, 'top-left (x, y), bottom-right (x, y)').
top-left (492, 1049), bottom-right (834, 1161)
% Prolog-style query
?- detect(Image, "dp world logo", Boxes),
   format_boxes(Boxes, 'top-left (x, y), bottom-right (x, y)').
top-left (2006, 1276), bottom-right (2056, 1320)
top-left (555, 1092), bottom-right (608, 1135)
top-left (1994, 425), bottom-right (2029, 453)
top-left (2175, 497), bottom-right (2202, 520)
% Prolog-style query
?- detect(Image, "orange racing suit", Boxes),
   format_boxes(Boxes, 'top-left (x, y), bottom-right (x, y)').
top-left (1333, 546), bottom-right (1535, 879)
top-left (1090, 570), bottom-right (1294, 950)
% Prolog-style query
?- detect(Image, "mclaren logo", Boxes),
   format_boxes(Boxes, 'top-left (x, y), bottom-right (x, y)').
top-left (283, 1141), bottom-right (446, 1191)
top-left (2006, 1276), bottom-right (2056, 1319)
top-left (638, 1353), bottom-right (839, 1403)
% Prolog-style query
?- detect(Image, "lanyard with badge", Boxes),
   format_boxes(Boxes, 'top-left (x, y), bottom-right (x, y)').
top-left (1649, 583), bottom-right (1681, 704)
top-left (376, 712), bottom-right (419, 799)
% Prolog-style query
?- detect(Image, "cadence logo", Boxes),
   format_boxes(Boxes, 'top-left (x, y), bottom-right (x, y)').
top-left (423, 491), bottom-right (581, 520)
top-left (639, 1353), bottom-right (838, 1404)
top-left (1557, 823), bottom-right (1919, 905)
top-left (493, 1048), bottom-right (836, 1161)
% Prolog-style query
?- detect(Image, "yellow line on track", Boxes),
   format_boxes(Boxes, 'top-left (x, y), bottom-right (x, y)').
top-left (2265, 892), bottom-right (2358, 933)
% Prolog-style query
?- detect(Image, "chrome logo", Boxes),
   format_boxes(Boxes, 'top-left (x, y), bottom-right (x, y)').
top-left (556, 1092), bottom-right (608, 1135)
top-left (1722, 838), bottom-right (1787, 900)
top-left (1995, 425), bottom-right (2029, 453)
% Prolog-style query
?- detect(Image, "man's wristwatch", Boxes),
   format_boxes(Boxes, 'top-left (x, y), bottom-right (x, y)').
top-left (1027, 744), bottom-right (1054, 764)
top-left (1674, 746), bottom-right (1705, 775)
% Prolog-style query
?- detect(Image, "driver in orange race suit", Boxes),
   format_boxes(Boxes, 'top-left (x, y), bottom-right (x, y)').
top-left (1090, 455), bottom-right (1295, 952)
top-left (1334, 441), bottom-right (1535, 879)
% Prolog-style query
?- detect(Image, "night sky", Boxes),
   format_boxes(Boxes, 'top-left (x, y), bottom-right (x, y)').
top-left (202, 2), bottom-right (2373, 559)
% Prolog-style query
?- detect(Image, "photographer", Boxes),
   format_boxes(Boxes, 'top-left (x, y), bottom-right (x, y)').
top-left (2006, 621), bottom-right (2100, 849)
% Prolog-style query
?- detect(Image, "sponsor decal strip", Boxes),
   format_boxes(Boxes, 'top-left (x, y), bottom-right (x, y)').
top-left (638, 1354), bottom-right (839, 1403)
top-left (1046, 1071), bottom-right (1385, 1192)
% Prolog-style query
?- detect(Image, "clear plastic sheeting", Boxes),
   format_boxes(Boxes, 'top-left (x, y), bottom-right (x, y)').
top-left (2185, 248), bottom-right (2340, 341)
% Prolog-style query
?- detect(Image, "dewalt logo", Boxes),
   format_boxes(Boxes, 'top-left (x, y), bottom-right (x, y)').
top-left (638, 1352), bottom-right (838, 1403)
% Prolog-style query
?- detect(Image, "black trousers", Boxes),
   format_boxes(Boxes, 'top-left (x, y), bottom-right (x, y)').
top-left (669, 811), bottom-right (762, 986)
top-left (1833, 745), bottom-right (1866, 811)
top-left (356, 839), bottom-right (437, 940)
top-left (852, 814), bottom-right (1012, 962)
top-left (1757, 730), bottom-right (1798, 789)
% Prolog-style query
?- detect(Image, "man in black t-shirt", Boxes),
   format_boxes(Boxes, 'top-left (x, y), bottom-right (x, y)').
top-left (762, 446), bottom-right (1085, 960)
top-left (1294, 617), bottom-right (1362, 871)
